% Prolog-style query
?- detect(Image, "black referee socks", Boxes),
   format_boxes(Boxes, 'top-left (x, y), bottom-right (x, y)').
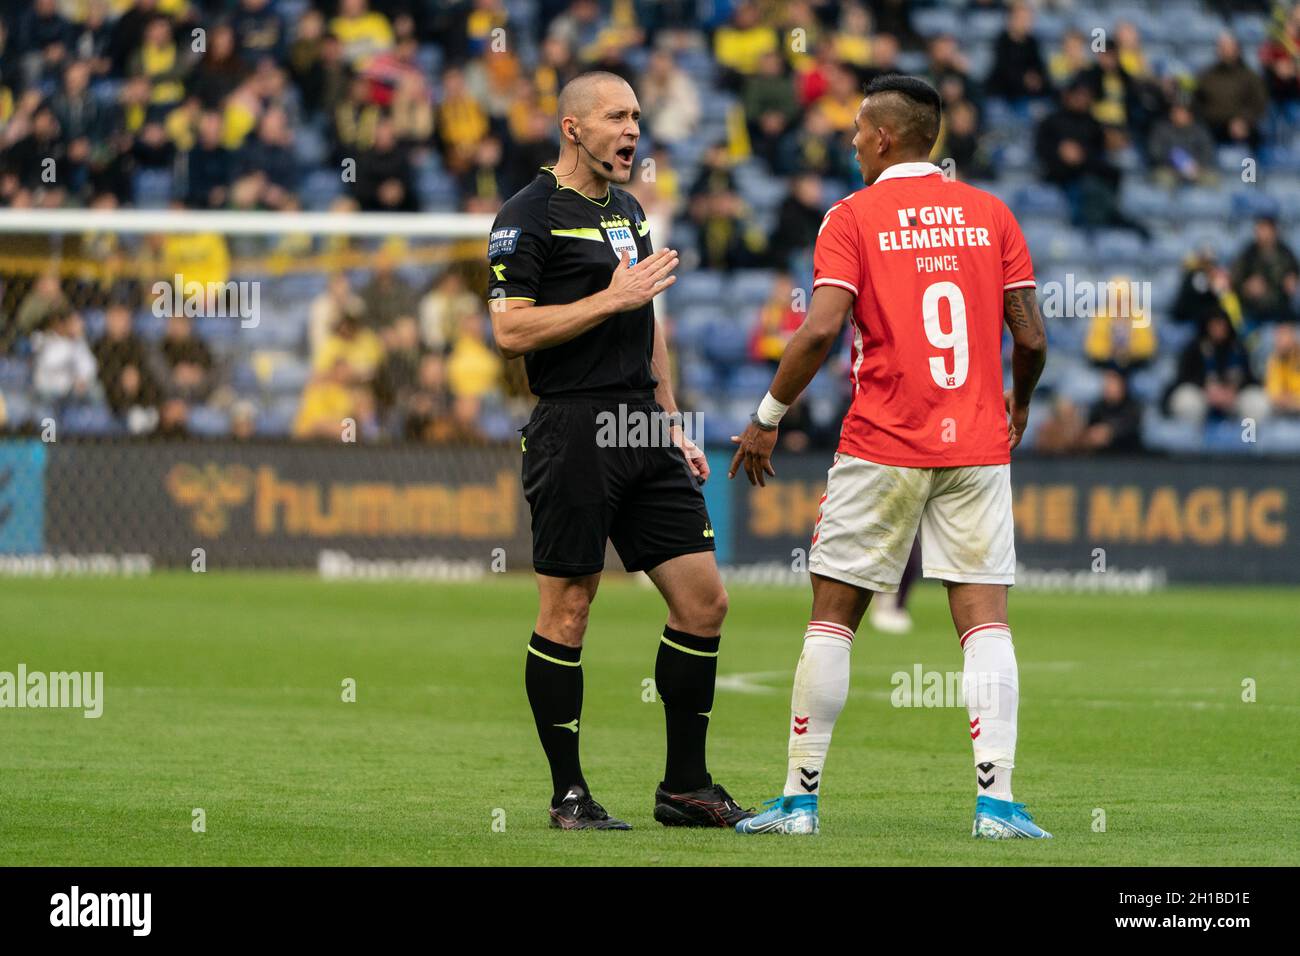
top-left (525, 632), bottom-right (586, 806)
top-left (656, 626), bottom-right (720, 794)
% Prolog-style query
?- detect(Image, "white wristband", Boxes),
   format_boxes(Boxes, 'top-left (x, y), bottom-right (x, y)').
top-left (756, 391), bottom-right (790, 427)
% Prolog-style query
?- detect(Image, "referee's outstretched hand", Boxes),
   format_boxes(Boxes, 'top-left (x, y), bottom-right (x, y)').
top-left (605, 248), bottom-right (678, 311)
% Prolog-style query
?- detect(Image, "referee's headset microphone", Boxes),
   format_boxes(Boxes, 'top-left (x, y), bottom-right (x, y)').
top-left (565, 125), bottom-right (613, 173)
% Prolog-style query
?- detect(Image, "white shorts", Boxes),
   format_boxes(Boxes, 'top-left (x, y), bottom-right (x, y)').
top-left (807, 453), bottom-right (1015, 592)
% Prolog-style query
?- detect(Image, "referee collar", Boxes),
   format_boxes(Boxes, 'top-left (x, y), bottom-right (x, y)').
top-left (873, 161), bottom-right (944, 185)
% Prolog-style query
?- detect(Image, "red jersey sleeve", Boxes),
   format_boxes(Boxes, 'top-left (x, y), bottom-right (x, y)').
top-left (813, 200), bottom-right (862, 297)
top-left (996, 200), bottom-right (1036, 290)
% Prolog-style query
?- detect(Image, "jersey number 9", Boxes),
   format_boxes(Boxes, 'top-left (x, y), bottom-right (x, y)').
top-left (922, 281), bottom-right (969, 390)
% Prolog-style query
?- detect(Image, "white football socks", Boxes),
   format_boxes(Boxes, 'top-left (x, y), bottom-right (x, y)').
top-left (960, 623), bottom-right (1019, 801)
top-left (783, 621), bottom-right (854, 798)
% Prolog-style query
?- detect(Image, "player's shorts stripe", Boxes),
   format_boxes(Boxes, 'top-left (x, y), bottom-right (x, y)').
top-left (959, 622), bottom-right (1010, 648)
top-left (1002, 279), bottom-right (1037, 290)
top-left (813, 277), bottom-right (859, 295)
top-left (660, 636), bottom-right (719, 658)
top-left (527, 644), bottom-right (582, 666)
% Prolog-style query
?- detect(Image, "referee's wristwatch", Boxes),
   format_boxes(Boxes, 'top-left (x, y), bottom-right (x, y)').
top-left (749, 411), bottom-right (778, 432)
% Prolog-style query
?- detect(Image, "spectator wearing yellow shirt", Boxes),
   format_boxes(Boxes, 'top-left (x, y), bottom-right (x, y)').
top-left (1265, 323), bottom-right (1300, 415)
top-left (130, 15), bottom-right (189, 110)
top-left (714, 1), bottom-right (779, 84)
top-left (1114, 21), bottom-right (1151, 79)
top-left (447, 312), bottom-right (503, 401)
top-left (437, 65), bottom-right (488, 171)
top-left (1084, 277), bottom-right (1158, 372)
top-left (294, 356), bottom-right (368, 439)
top-left (330, 0), bottom-right (394, 69)
top-left (159, 202), bottom-right (231, 289)
top-left (313, 313), bottom-right (384, 385)
top-left (1048, 29), bottom-right (1090, 88)
top-left (831, 3), bottom-right (873, 69)
top-left (813, 62), bottom-right (865, 133)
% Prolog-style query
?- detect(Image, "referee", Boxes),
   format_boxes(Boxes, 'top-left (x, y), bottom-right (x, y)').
top-left (488, 72), bottom-right (753, 830)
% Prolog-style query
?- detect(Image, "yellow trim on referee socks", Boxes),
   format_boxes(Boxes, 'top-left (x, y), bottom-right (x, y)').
top-left (527, 644), bottom-right (581, 667)
top-left (660, 636), bottom-right (719, 658)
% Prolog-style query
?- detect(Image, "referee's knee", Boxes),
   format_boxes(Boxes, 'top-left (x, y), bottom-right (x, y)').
top-left (537, 589), bottom-right (593, 646)
top-left (674, 584), bottom-right (728, 636)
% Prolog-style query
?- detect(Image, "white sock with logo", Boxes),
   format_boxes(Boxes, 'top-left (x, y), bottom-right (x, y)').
top-left (783, 621), bottom-right (854, 799)
top-left (960, 623), bottom-right (1018, 801)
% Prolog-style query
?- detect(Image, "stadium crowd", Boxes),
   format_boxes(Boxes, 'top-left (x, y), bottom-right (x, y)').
top-left (1, 0), bottom-right (1299, 453)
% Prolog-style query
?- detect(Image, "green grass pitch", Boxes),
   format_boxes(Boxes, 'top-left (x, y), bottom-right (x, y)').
top-left (1, 573), bottom-right (1296, 866)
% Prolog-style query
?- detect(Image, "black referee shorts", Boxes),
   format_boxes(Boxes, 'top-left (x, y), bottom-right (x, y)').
top-left (520, 393), bottom-right (716, 577)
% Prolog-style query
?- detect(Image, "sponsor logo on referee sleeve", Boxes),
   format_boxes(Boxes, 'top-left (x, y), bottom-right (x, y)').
top-left (488, 227), bottom-right (521, 257)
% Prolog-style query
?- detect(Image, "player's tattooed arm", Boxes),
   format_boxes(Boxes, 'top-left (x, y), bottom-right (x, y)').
top-left (1005, 286), bottom-right (1047, 406)
top-left (1004, 286), bottom-right (1047, 451)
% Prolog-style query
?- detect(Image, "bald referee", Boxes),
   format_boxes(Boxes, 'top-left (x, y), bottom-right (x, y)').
top-left (488, 72), bottom-right (753, 830)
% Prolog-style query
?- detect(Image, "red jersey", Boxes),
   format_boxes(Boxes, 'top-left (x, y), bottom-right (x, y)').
top-left (813, 162), bottom-right (1035, 467)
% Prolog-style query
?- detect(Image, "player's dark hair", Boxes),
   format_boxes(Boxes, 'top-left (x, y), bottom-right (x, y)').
top-left (862, 74), bottom-right (942, 152)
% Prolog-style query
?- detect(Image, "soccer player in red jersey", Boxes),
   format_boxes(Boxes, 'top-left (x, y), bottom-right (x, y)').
top-left (730, 76), bottom-right (1051, 838)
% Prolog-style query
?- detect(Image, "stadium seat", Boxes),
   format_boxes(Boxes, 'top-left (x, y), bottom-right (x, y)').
top-left (1090, 229), bottom-right (1148, 268)
top-left (134, 310), bottom-right (167, 341)
top-left (267, 356), bottom-right (312, 394)
top-left (673, 305), bottom-right (716, 351)
top-left (61, 403), bottom-right (122, 437)
top-left (301, 170), bottom-right (345, 210)
top-left (1204, 418), bottom-right (1260, 455)
top-left (669, 272), bottom-right (726, 310)
top-left (1141, 409), bottom-right (1203, 453)
top-left (736, 170), bottom-right (789, 213)
top-left (132, 169), bottom-right (175, 208)
top-left (1013, 184), bottom-right (1070, 220)
top-left (195, 316), bottom-right (241, 344)
top-left (0, 358), bottom-right (30, 389)
top-left (230, 360), bottom-right (259, 393)
top-left (701, 408), bottom-right (748, 446)
top-left (966, 9), bottom-right (1007, 42)
top-left (703, 319), bottom-right (754, 368)
top-left (680, 359), bottom-right (717, 395)
top-left (1161, 321), bottom-right (1197, 357)
top-left (729, 363), bottom-right (775, 397)
top-left (1129, 355), bottom-right (1175, 403)
top-left (1057, 361), bottom-right (1104, 407)
top-left (2, 390), bottom-right (31, 426)
top-left (188, 404), bottom-right (232, 437)
top-left (256, 397), bottom-right (300, 437)
top-left (1178, 187), bottom-right (1231, 223)
top-left (293, 124), bottom-right (328, 167)
top-left (1260, 418), bottom-right (1300, 454)
top-left (912, 8), bottom-right (961, 38)
top-left (1119, 181), bottom-right (1176, 221)
top-left (728, 269), bottom-right (777, 306)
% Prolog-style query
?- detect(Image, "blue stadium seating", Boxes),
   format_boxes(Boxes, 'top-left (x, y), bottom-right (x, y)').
top-left (188, 404), bottom-right (231, 437)
top-left (61, 403), bottom-right (121, 437)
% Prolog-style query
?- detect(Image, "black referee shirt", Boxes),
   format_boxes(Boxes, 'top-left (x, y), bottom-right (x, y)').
top-left (487, 167), bottom-right (657, 398)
